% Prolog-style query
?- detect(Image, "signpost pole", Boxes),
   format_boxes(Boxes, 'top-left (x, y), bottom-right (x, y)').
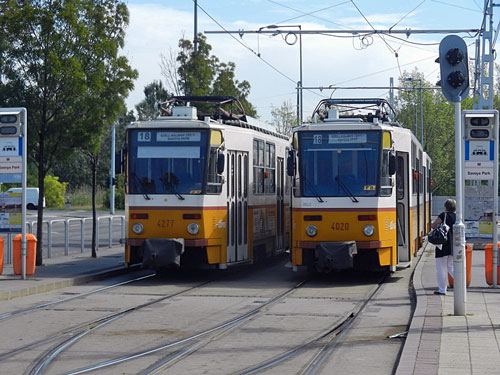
top-left (493, 114), bottom-right (499, 288)
top-left (21, 109), bottom-right (26, 280)
top-left (454, 101), bottom-right (466, 315)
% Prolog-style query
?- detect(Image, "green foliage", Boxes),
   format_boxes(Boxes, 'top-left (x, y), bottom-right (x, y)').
top-left (393, 69), bottom-right (473, 196)
top-left (270, 100), bottom-right (298, 136)
top-left (172, 34), bottom-right (257, 117)
top-left (0, 0), bottom-right (138, 244)
top-left (135, 80), bottom-right (170, 120)
top-left (103, 174), bottom-right (125, 210)
top-left (66, 186), bottom-right (106, 208)
top-left (44, 175), bottom-right (68, 208)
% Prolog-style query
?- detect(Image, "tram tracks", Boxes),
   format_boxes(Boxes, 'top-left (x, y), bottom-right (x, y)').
top-left (0, 272), bottom-right (156, 322)
top-left (4, 261), bottom-right (391, 375)
top-left (29, 279), bottom-right (309, 375)
top-left (41, 274), bottom-right (386, 375)
top-left (234, 273), bottom-right (387, 375)
top-left (0, 276), bottom-right (212, 368)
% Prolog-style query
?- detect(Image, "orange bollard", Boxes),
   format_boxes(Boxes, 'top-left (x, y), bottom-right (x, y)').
top-left (13, 234), bottom-right (37, 276)
top-left (484, 242), bottom-right (500, 286)
top-left (0, 236), bottom-right (3, 275)
top-left (448, 244), bottom-right (472, 287)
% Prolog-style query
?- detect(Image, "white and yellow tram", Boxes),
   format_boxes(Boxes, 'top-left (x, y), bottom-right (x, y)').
top-left (288, 98), bottom-right (431, 272)
top-left (124, 96), bottom-right (290, 269)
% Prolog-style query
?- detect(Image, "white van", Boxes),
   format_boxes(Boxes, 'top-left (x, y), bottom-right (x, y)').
top-left (6, 187), bottom-right (45, 210)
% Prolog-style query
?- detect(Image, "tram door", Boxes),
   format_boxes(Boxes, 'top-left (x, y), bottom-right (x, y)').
top-left (396, 152), bottom-right (411, 262)
top-left (227, 151), bottom-right (249, 262)
top-left (276, 157), bottom-right (285, 250)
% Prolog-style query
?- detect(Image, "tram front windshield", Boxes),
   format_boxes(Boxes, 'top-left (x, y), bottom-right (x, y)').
top-left (298, 131), bottom-right (381, 197)
top-left (128, 129), bottom-right (208, 195)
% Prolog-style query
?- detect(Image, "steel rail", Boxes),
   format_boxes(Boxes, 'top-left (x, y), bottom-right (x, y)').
top-left (298, 275), bottom-right (387, 375)
top-left (17, 280), bottom-right (213, 374)
top-left (60, 279), bottom-right (309, 375)
top-left (0, 271), bottom-right (153, 321)
top-left (233, 274), bottom-right (387, 375)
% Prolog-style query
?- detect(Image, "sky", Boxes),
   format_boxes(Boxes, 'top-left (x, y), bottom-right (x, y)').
top-left (122, 0), bottom-right (490, 122)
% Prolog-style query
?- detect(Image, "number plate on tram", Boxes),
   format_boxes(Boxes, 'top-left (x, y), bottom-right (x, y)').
top-left (331, 222), bottom-right (350, 231)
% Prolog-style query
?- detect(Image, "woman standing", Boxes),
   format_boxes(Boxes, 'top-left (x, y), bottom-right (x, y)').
top-left (430, 199), bottom-right (456, 295)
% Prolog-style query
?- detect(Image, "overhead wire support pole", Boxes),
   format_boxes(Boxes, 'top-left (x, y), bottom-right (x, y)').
top-left (420, 80), bottom-right (424, 149)
top-left (194, 0), bottom-right (198, 52)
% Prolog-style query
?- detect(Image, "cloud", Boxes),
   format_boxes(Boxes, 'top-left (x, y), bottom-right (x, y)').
top-left (122, 3), bottom-right (442, 122)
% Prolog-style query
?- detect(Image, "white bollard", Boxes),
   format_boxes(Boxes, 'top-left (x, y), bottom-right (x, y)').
top-left (453, 221), bottom-right (466, 316)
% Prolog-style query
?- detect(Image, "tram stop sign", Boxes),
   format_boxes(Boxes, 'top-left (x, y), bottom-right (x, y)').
top-left (0, 108), bottom-right (26, 235)
top-left (0, 109), bottom-right (23, 183)
top-left (463, 109), bottom-right (499, 239)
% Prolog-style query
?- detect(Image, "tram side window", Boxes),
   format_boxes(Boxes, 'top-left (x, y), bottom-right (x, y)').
top-left (419, 150), bottom-right (424, 194)
top-left (265, 143), bottom-right (276, 194)
top-left (253, 139), bottom-right (275, 194)
top-left (253, 139), bottom-right (265, 194)
top-left (207, 147), bottom-right (223, 194)
top-left (412, 142), bottom-right (417, 195)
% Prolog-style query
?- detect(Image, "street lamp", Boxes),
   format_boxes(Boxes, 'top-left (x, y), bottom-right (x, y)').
top-left (259, 24), bottom-right (303, 124)
top-left (405, 78), bottom-right (424, 149)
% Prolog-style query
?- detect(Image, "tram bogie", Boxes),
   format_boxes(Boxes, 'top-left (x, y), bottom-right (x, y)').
top-left (289, 98), bottom-right (431, 273)
top-left (124, 96), bottom-right (290, 270)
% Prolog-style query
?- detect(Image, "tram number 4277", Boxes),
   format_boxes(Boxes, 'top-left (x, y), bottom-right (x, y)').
top-left (331, 222), bottom-right (349, 231)
top-left (158, 219), bottom-right (174, 228)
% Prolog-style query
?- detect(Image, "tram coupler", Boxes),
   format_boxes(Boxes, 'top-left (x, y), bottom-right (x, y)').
top-left (315, 241), bottom-right (357, 272)
top-left (142, 238), bottom-right (185, 269)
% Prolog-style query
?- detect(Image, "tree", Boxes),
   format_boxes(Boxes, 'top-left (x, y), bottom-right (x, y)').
top-left (0, 0), bottom-right (138, 265)
top-left (82, 144), bottom-right (100, 258)
top-left (393, 70), bottom-right (473, 196)
top-left (161, 33), bottom-right (257, 117)
top-left (160, 47), bottom-right (182, 96)
top-left (270, 100), bottom-right (298, 136)
top-left (135, 80), bottom-right (170, 120)
top-left (211, 62), bottom-right (256, 117)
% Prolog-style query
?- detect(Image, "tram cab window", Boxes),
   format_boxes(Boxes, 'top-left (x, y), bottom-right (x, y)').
top-left (128, 129), bottom-right (208, 195)
top-left (297, 131), bottom-right (380, 197)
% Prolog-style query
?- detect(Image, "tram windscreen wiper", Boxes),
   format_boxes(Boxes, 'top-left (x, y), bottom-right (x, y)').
top-left (303, 176), bottom-right (324, 203)
top-left (132, 173), bottom-right (151, 200)
top-left (167, 186), bottom-right (185, 200)
top-left (335, 176), bottom-right (359, 203)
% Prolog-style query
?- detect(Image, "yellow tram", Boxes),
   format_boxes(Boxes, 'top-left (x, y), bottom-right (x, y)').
top-left (287, 98), bottom-right (431, 272)
top-left (124, 96), bottom-right (290, 269)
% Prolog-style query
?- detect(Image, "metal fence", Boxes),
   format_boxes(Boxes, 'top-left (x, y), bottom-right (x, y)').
top-left (2, 215), bottom-right (125, 264)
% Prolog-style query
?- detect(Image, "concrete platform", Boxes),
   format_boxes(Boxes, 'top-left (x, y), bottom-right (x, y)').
top-left (397, 241), bottom-right (500, 375)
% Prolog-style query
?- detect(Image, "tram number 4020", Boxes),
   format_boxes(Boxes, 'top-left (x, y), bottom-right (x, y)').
top-left (331, 222), bottom-right (349, 231)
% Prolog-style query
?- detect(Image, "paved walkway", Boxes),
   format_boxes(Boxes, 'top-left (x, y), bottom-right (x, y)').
top-left (0, 245), bottom-right (130, 301)
top-left (397, 241), bottom-right (500, 375)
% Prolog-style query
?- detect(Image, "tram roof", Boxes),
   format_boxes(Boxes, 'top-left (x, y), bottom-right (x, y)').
top-left (130, 95), bottom-right (289, 141)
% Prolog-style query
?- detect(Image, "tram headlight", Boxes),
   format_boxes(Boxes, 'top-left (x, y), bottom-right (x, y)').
top-left (187, 223), bottom-right (199, 235)
top-left (306, 225), bottom-right (318, 237)
top-left (132, 223), bottom-right (144, 234)
top-left (363, 225), bottom-right (375, 237)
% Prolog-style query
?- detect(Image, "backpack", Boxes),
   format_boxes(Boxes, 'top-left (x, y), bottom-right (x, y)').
top-left (428, 213), bottom-right (450, 245)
